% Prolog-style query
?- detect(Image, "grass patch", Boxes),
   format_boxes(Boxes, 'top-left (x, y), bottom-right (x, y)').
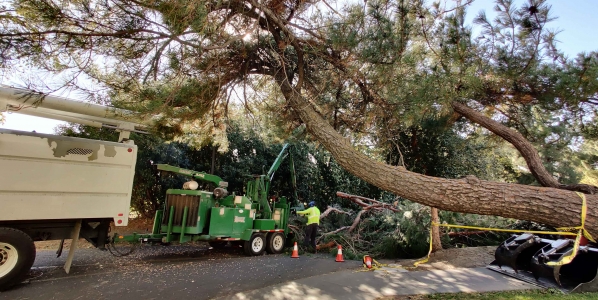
top-left (380, 289), bottom-right (598, 300)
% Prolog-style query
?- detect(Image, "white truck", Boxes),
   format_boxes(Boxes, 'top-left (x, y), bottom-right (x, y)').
top-left (0, 86), bottom-right (148, 290)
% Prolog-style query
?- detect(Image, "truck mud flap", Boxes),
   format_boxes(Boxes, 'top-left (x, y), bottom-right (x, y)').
top-left (487, 233), bottom-right (598, 293)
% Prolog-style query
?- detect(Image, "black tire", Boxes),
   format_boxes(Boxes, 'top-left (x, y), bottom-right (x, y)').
top-left (208, 241), bottom-right (227, 249)
top-left (266, 233), bottom-right (285, 254)
top-left (0, 227), bottom-right (36, 291)
top-left (243, 233), bottom-right (266, 256)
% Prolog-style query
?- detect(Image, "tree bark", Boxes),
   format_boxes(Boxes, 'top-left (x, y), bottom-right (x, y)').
top-left (431, 207), bottom-right (443, 253)
top-left (275, 74), bottom-right (598, 238)
top-left (451, 101), bottom-right (598, 194)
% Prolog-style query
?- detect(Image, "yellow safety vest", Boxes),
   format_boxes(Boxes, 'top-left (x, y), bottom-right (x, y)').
top-left (298, 207), bottom-right (320, 225)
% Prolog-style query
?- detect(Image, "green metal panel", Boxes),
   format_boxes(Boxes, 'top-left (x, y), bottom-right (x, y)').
top-left (254, 219), bottom-right (275, 230)
top-left (234, 195), bottom-right (252, 209)
top-left (166, 189), bottom-right (204, 196)
top-left (166, 205), bottom-right (174, 242)
top-left (274, 198), bottom-right (290, 235)
top-left (220, 194), bottom-right (252, 209)
top-left (247, 176), bottom-right (271, 219)
top-left (162, 190), bottom-right (214, 235)
top-left (242, 229), bottom-right (255, 241)
top-left (232, 208), bottom-right (252, 237)
top-left (152, 210), bottom-right (163, 234)
top-left (218, 195), bottom-right (235, 207)
top-left (209, 207), bottom-right (234, 236)
top-left (166, 225), bottom-right (198, 235)
top-left (197, 194), bottom-right (214, 233)
top-left (272, 208), bottom-right (283, 229)
top-left (179, 207), bottom-right (189, 243)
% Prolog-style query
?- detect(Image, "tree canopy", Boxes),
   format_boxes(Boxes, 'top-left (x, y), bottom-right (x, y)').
top-left (1, 0), bottom-right (598, 235)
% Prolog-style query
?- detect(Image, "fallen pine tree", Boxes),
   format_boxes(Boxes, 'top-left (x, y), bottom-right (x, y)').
top-left (289, 191), bottom-right (526, 259)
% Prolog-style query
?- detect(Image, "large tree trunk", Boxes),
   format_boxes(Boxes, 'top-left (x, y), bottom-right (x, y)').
top-left (451, 101), bottom-right (598, 194)
top-left (274, 75), bottom-right (598, 238)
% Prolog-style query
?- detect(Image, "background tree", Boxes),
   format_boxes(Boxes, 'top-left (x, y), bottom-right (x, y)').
top-left (2, 0), bottom-right (598, 235)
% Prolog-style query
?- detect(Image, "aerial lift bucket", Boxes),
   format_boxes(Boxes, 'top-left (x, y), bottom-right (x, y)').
top-left (487, 233), bottom-right (598, 293)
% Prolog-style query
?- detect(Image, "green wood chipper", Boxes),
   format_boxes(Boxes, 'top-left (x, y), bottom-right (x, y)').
top-left (112, 144), bottom-right (300, 256)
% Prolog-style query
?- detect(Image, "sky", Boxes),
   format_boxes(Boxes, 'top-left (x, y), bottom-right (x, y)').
top-left (1, 0), bottom-right (597, 134)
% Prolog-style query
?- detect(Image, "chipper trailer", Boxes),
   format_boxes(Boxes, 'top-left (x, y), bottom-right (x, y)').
top-left (111, 144), bottom-right (298, 256)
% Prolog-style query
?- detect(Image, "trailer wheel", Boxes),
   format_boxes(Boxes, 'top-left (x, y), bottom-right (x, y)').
top-left (243, 233), bottom-right (266, 256)
top-left (266, 233), bottom-right (285, 254)
top-left (0, 227), bottom-right (36, 291)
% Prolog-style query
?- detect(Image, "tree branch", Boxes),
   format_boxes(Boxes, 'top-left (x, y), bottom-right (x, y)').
top-left (319, 205), bottom-right (351, 220)
top-left (336, 191), bottom-right (401, 212)
top-left (451, 101), bottom-right (598, 194)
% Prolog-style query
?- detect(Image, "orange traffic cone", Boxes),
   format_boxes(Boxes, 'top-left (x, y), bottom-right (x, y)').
top-left (363, 255), bottom-right (372, 269)
top-left (335, 245), bottom-right (344, 262)
top-left (291, 242), bottom-right (300, 258)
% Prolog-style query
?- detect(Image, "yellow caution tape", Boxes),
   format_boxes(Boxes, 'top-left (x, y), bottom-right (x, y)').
top-left (545, 193), bottom-right (593, 266)
top-left (410, 192), bottom-right (592, 268)
top-left (546, 229), bottom-right (582, 266)
top-left (554, 193), bottom-right (595, 243)
top-left (411, 227), bottom-right (433, 268)
top-left (430, 224), bottom-right (578, 236)
top-left (359, 256), bottom-right (384, 271)
top-left (359, 255), bottom-right (407, 272)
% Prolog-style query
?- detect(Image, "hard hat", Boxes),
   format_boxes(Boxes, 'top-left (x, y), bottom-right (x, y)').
top-left (309, 201), bottom-right (315, 207)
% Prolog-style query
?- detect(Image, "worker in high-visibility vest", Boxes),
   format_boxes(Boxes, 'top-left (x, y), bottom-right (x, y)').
top-left (297, 201), bottom-right (320, 252)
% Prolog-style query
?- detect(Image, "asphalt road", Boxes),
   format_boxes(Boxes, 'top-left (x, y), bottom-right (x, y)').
top-left (0, 244), bottom-right (361, 300)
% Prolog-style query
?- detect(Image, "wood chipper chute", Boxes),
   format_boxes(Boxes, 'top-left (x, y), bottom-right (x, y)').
top-left (488, 233), bottom-right (598, 293)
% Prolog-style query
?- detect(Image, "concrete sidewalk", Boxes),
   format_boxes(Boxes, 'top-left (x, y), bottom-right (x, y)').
top-left (224, 267), bottom-right (537, 300)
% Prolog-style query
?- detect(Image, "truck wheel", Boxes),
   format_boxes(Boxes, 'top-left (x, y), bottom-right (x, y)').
top-left (266, 233), bottom-right (285, 254)
top-left (0, 228), bottom-right (36, 291)
top-left (243, 233), bottom-right (266, 256)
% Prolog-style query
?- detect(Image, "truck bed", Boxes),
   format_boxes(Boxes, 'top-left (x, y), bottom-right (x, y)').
top-left (0, 129), bottom-right (136, 226)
